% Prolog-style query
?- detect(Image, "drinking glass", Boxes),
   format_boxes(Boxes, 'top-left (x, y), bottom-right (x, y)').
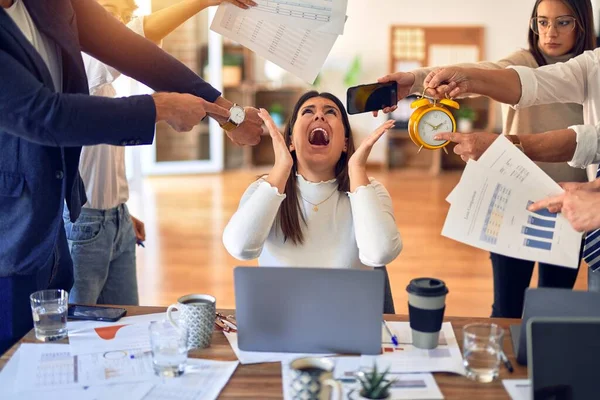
top-left (462, 323), bottom-right (504, 382)
top-left (149, 320), bottom-right (189, 377)
top-left (29, 289), bottom-right (69, 341)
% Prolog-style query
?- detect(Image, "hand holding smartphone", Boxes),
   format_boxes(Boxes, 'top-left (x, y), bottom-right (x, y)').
top-left (68, 304), bottom-right (127, 322)
top-left (346, 81), bottom-right (398, 114)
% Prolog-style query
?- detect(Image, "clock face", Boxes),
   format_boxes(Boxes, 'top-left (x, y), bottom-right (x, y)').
top-left (230, 106), bottom-right (246, 124)
top-left (416, 109), bottom-right (454, 146)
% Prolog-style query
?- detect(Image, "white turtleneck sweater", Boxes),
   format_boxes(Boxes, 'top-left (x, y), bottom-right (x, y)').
top-left (222, 175), bottom-right (403, 268)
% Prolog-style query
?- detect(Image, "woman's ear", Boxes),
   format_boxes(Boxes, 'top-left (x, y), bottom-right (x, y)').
top-left (289, 144), bottom-right (295, 152)
top-left (343, 138), bottom-right (348, 152)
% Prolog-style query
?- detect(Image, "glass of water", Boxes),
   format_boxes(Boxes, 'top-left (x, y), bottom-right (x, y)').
top-left (29, 289), bottom-right (69, 341)
top-left (462, 323), bottom-right (504, 382)
top-left (149, 320), bottom-right (188, 377)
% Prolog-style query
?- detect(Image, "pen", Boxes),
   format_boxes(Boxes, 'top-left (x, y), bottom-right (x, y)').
top-left (500, 351), bottom-right (514, 373)
top-left (136, 240), bottom-right (145, 248)
top-left (382, 320), bottom-right (399, 346)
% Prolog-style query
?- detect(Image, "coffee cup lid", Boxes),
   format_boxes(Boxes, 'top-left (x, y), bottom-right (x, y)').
top-left (406, 278), bottom-right (448, 297)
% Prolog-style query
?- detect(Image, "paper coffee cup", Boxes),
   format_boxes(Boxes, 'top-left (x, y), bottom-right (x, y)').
top-left (406, 278), bottom-right (448, 349)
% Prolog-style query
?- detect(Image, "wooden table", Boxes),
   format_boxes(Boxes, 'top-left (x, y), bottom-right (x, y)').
top-left (0, 306), bottom-right (527, 399)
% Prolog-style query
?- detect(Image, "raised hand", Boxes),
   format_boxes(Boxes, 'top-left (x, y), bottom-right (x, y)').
top-left (371, 72), bottom-right (416, 116)
top-left (348, 120), bottom-right (395, 191)
top-left (258, 109), bottom-right (292, 193)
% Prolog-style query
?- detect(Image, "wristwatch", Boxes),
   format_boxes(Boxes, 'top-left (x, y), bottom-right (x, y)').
top-left (220, 104), bottom-right (245, 132)
top-left (505, 135), bottom-right (524, 153)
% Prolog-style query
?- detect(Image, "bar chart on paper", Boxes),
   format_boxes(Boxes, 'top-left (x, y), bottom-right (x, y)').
top-left (480, 184), bottom-right (510, 245)
top-left (522, 200), bottom-right (557, 251)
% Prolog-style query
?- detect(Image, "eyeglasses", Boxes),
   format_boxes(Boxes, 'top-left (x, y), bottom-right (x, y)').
top-left (530, 16), bottom-right (578, 35)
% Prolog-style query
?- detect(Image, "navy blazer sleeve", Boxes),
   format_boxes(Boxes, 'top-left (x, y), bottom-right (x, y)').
top-left (72, 0), bottom-right (222, 102)
top-left (0, 49), bottom-right (156, 147)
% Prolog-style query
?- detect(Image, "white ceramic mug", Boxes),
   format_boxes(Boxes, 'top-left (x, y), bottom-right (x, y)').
top-left (288, 357), bottom-right (342, 400)
top-left (167, 294), bottom-right (216, 349)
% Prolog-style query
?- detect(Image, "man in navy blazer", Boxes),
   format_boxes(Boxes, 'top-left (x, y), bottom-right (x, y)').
top-left (0, 0), bottom-right (262, 353)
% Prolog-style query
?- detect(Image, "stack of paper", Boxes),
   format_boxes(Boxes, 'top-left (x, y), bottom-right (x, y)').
top-left (443, 135), bottom-right (583, 269)
top-left (1, 343), bottom-right (238, 400)
top-left (210, 0), bottom-right (348, 83)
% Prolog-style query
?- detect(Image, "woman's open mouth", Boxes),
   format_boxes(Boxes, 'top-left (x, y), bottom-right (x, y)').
top-left (308, 127), bottom-right (330, 146)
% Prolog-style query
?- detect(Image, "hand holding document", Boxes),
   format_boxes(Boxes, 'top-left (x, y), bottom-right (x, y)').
top-left (210, 0), bottom-right (348, 83)
top-left (443, 135), bottom-right (583, 269)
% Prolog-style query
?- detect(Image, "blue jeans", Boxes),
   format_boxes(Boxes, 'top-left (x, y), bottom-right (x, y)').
top-left (63, 204), bottom-right (139, 305)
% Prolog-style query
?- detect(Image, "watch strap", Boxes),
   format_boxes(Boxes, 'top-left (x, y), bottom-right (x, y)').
top-left (220, 121), bottom-right (237, 131)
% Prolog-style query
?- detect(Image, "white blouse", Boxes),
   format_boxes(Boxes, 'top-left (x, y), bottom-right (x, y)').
top-left (222, 175), bottom-right (403, 269)
top-left (509, 48), bottom-right (600, 168)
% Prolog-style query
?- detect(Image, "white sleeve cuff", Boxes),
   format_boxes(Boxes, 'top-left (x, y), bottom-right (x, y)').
top-left (256, 179), bottom-right (287, 198)
top-left (568, 124), bottom-right (599, 168)
top-left (507, 66), bottom-right (537, 109)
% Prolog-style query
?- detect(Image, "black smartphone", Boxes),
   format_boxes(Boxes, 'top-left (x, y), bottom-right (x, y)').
top-left (68, 304), bottom-right (127, 322)
top-left (346, 81), bottom-right (398, 114)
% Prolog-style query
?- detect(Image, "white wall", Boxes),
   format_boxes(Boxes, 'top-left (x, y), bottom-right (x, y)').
top-left (316, 0), bottom-right (598, 162)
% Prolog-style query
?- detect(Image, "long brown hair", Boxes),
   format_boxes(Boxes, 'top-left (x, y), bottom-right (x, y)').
top-left (528, 0), bottom-right (595, 66)
top-left (276, 91), bottom-right (355, 245)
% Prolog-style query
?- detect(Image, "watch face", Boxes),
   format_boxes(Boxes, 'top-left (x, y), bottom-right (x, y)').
top-left (417, 109), bottom-right (454, 146)
top-left (229, 106), bottom-right (245, 125)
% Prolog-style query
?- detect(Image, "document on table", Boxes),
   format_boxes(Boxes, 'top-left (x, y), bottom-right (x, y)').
top-left (223, 331), bottom-right (331, 364)
top-left (282, 360), bottom-right (444, 400)
top-left (443, 135), bottom-right (582, 269)
top-left (210, 3), bottom-right (339, 83)
top-left (14, 343), bottom-right (155, 391)
top-left (68, 312), bottom-right (175, 355)
top-left (4, 344), bottom-right (238, 400)
top-left (244, 0), bottom-right (348, 34)
top-left (360, 322), bottom-right (465, 375)
top-left (503, 379), bottom-right (532, 400)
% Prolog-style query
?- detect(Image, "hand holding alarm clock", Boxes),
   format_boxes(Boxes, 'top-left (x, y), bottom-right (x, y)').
top-left (408, 89), bottom-right (460, 153)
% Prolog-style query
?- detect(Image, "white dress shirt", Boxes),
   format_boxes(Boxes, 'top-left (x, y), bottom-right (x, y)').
top-left (79, 17), bottom-right (145, 209)
top-left (5, 0), bottom-right (62, 92)
top-left (222, 175), bottom-right (403, 268)
top-left (509, 48), bottom-right (600, 168)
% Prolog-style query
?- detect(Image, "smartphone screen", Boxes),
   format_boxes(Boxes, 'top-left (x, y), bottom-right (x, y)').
top-left (346, 81), bottom-right (398, 114)
top-left (68, 305), bottom-right (127, 322)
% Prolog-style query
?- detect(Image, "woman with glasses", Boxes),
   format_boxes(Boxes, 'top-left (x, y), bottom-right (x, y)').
top-left (375, 0), bottom-right (595, 318)
top-left (64, 0), bottom-right (256, 306)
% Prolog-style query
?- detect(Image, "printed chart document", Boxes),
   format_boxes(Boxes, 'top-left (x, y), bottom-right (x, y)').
top-left (210, 3), bottom-right (340, 83)
top-left (68, 312), bottom-right (176, 355)
top-left (282, 360), bottom-right (443, 400)
top-left (223, 331), bottom-right (331, 364)
top-left (4, 344), bottom-right (238, 400)
top-left (245, 0), bottom-right (348, 34)
top-left (443, 135), bottom-right (582, 269)
top-left (503, 379), bottom-right (532, 400)
top-left (14, 343), bottom-right (155, 391)
top-left (360, 322), bottom-right (465, 375)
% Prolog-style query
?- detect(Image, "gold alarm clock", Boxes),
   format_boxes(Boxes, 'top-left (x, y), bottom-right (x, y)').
top-left (408, 93), bottom-right (460, 151)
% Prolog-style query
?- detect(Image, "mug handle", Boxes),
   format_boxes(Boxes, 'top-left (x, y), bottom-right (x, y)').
top-left (166, 304), bottom-right (180, 329)
top-left (323, 378), bottom-right (343, 400)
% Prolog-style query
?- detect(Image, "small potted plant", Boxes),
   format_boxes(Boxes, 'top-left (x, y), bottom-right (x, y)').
top-left (455, 106), bottom-right (477, 133)
top-left (355, 364), bottom-right (394, 400)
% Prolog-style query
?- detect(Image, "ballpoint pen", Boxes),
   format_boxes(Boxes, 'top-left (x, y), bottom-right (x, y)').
top-left (500, 351), bottom-right (514, 373)
top-left (382, 321), bottom-right (399, 346)
top-left (136, 240), bottom-right (145, 248)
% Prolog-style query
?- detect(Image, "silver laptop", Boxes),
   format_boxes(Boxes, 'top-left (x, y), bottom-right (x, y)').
top-left (233, 266), bottom-right (384, 355)
top-left (510, 288), bottom-right (600, 365)
top-left (527, 317), bottom-right (600, 400)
